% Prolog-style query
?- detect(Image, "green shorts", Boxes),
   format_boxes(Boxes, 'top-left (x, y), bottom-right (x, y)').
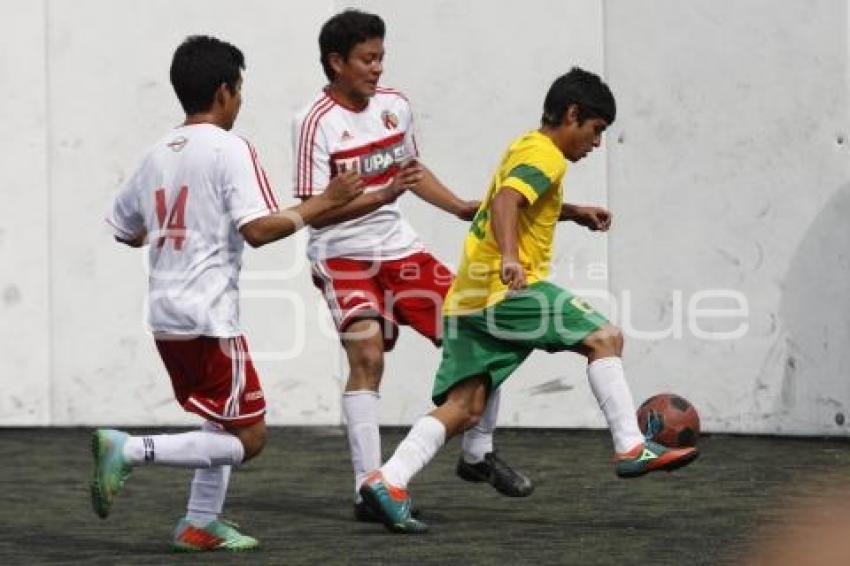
top-left (432, 281), bottom-right (608, 405)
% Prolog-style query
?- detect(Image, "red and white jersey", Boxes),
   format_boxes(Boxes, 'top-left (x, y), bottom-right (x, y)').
top-left (107, 123), bottom-right (279, 337)
top-left (292, 87), bottom-right (424, 261)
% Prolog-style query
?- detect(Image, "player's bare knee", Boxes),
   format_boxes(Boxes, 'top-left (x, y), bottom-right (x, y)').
top-left (443, 405), bottom-right (481, 435)
top-left (348, 344), bottom-right (384, 385)
top-left (607, 324), bottom-right (624, 353)
top-left (361, 351), bottom-right (384, 382)
top-left (236, 422), bottom-right (267, 462)
top-left (464, 412), bottom-right (483, 431)
top-left (584, 324), bottom-right (624, 357)
top-left (458, 396), bottom-right (486, 431)
top-left (241, 437), bottom-right (265, 461)
top-left (443, 395), bottom-right (483, 433)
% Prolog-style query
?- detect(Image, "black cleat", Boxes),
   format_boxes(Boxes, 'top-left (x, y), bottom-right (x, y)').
top-left (456, 452), bottom-right (534, 497)
top-left (354, 500), bottom-right (421, 522)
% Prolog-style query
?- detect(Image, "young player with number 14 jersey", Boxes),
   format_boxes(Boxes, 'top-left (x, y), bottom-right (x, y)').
top-left (92, 35), bottom-right (363, 551)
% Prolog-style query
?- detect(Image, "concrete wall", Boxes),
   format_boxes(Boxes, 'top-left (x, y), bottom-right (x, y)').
top-left (1, 1), bottom-right (50, 425)
top-left (0, 0), bottom-right (847, 434)
top-left (605, 0), bottom-right (850, 435)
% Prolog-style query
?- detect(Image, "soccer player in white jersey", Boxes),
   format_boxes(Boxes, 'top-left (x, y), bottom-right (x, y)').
top-left (92, 35), bottom-right (366, 552)
top-left (293, 9), bottom-right (534, 522)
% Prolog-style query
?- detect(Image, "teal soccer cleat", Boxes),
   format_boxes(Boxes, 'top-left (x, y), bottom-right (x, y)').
top-left (358, 471), bottom-right (428, 534)
top-left (90, 429), bottom-right (132, 518)
top-left (615, 440), bottom-right (699, 478)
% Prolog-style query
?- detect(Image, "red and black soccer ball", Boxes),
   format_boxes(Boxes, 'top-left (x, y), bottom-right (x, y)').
top-left (637, 393), bottom-right (701, 448)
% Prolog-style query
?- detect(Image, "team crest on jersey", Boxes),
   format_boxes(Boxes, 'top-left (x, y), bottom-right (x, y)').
top-left (341, 130), bottom-right (353, 142)
top-left (167, 136), bottom-right (188, 152)
top-left (381, 110), bottom-right (399, 130)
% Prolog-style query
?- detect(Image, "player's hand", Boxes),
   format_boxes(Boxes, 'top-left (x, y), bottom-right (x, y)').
top-left (380, 162), bottom-right (423, 204)
top-left (500, 257), bottom-right (527, 291)
top-left (455, 199), bottom-right (481, 221)
top-left (115, 230), bottom-right (148, 248)
top-left (325, 170), bottom-right (365, 206)
top-left (396, 160), bottom-right (424, 189)
top-left (573, 205), bottom-right (612, 231)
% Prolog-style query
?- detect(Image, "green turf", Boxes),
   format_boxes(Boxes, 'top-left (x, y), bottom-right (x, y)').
top-left (1, 427), bottom-right (849, 565)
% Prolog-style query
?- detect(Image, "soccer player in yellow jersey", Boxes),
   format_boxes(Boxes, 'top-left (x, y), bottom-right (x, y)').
top-left (358, 67), bottom-right (700, 533)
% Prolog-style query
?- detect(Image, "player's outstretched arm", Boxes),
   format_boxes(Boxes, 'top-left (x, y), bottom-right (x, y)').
top-left (408, 164), bottom-right (479, 221)
top-left (302, 163), bottom-right (421, 229)
top-left (241, 171), bottom-right (365, 247)
top-left (559, 203), bottom-right (612, 231)
top-left (491, 187), bottom-right (528, 290)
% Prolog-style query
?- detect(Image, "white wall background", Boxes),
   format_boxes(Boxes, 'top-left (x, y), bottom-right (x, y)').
top-left (1, 0), bottom-right (848, 435)
top-left (605, 0), bottom-right (850, 435)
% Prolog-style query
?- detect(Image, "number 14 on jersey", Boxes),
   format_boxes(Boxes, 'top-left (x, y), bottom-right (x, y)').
top-left (155, 186), bottom-right (189, 250)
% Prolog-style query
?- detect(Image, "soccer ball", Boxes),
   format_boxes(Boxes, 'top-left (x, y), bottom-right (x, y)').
top-left (636, 393), bottom-right (700, 448)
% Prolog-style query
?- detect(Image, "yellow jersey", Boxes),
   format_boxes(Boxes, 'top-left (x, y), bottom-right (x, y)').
top-left (444, 130), bottom-right (567, 315)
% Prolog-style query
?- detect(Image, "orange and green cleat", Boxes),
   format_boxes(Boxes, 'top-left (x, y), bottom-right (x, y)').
top-left (358, 471), bottom-right (428, 534)
top-left (615, 440), bottom-right (699, 478)
top-left (172, 518), bottom-right (259, 552)
top-left (90, 429), bottom-right (132, 519)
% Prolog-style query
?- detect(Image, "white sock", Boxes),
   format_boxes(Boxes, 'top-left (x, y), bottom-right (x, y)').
top-left (186, 466), bottom-right (231, 526)
top-left (122, 428), bottom-right (244, 468)
top-left (186, 421), bottom-right (232, 526)
top-left (380, 415), bottom-right (446, 488)
top-left (342, 390), bottom-right (381, 498)
top-left (461, 388), bottom-right (500, 463)
top-left (587, 357), bottom-right (645, 454)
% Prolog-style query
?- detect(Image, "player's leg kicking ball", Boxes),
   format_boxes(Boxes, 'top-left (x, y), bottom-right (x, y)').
top-left (615, 440), bottom-right (698, 478)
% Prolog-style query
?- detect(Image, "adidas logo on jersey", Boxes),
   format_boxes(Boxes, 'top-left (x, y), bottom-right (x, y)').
top-left (167, 136), bottom-right (188, 152)
top-left (341, 130), bottom-right (353, 142)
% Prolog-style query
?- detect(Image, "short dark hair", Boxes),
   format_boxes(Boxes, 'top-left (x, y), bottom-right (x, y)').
top-left (542, 67), bottom-right (616, 127)
top-left (170, 35), bottom-right (245, 115)
top-left (319, 9), bottom-right (385, 81)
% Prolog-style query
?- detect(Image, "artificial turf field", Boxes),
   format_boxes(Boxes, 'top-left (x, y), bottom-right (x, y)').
top-left (2, 427), bottom-right (849, 565)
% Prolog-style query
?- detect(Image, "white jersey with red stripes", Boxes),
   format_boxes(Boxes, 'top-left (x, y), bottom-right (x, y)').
top-left (108, 123), bottom-right (279, 337)
top-left (292, 87), bottom-right (424, 261)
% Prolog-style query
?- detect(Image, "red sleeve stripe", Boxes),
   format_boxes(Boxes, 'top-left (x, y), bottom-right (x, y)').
top-left (249, 142), bottom-right (279, 210)
top-left (243, 140), bottom-right (275, 211)
top-left (296, 95), bottom-right (334, 197)
top-left (246, 140), bottom-right (275, 211)
top-left (295, 96), bottom-right (328, 196)
top-left (305, 103), bottom-right (335, 194)
top-left (300, 98), bottom-right (335, 196)
top-left (246, 141), bottom-right (278, 210)
top-left (259, 167), bottom-right (278, 210)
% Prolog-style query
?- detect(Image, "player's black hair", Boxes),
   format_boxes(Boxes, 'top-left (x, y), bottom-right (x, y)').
top-left (542, 67), bottom-right (616, 127)
top-left (319, 9), bottom-right (385, 81)
top-left (170, 35), bottom-right (245, 115)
